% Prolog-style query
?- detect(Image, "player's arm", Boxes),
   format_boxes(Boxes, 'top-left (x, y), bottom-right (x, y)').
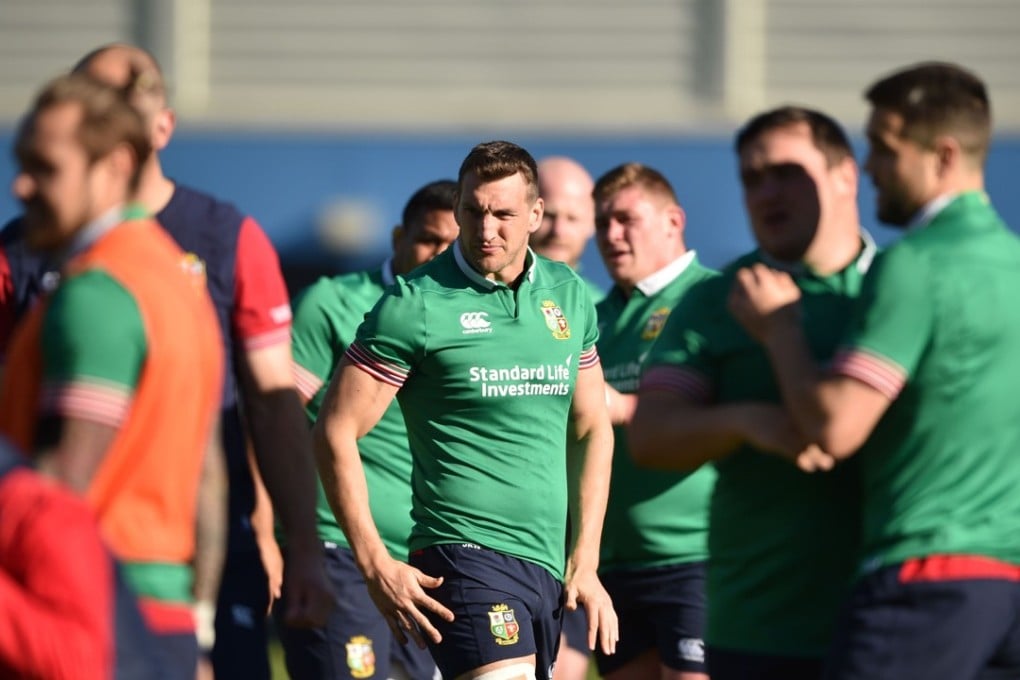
top-left (564, 354), bottom-right (618, 656)
top-left (728, 263), bottom-right (895, 459)
top-left (233, 218), bottom-right (330, 627)
top-left (628, 386), bottom-right (824, 471)
top-left (0, 471), bottom-right (115, 680)
top-left (33, 272), bottom-right (141, 490)
top-left (192, 416), bottom-right (227, 649)
top-left (312, 356), bottom-right (453, 648)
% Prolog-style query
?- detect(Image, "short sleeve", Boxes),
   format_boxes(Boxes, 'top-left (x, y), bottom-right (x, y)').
top-left (233, 217), bottom-right (292, 350)
top-left (41, 271), bottom-right (145, 425)
top-left (289, 279), bottom-right (339, 400)
top-left (347, 281), bottom-right (426, 387)
top-left (831, 245), bottom-right (931, 398)
top-left (579, 284), bottom-right (600, 369)
top-left (640, 278), bottom-right (719, 402)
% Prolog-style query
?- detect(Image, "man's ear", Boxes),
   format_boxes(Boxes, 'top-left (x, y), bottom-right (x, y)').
top-left (151, 107), bottom-right (176, 152)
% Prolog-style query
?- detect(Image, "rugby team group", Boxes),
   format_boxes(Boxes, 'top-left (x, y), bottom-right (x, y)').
top-left (1, 42), bottom-right (1018, 680)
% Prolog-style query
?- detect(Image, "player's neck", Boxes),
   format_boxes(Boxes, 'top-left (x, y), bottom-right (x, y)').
top-left (803, 223), bottom-right (864, 276)
top-left (131, 156), bottom-right (176, 216)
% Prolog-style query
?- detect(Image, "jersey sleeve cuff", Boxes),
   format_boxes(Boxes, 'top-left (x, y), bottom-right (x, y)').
top-left (639, 365), bottom-right (712, 403)
top-left (242, 326), bottom-right (292, 352)
top-left (345, 341), bottom-right (408, 388)
top-left (41, 380), bottom-right (132, 427)
top-left (291, 361), bottom-right (325, 401)
top-left (830, 347), bottom-right (907, 400)
top-left (578, 346), bottom-right (600, 370)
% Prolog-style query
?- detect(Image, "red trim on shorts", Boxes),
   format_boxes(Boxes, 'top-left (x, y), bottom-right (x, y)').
top-left (137, 598), bottom-right (196, 634)
top-left (898, 555), bottom-right (1020, 583)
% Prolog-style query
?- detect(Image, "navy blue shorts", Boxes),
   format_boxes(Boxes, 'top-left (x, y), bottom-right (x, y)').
top-left (706, 647), bottom-right (822, 680)
top-left (561, 606), bottom-right (590, 654)
top-left (275, 544), bottom-right (437, 680)
top-left (151, 632), bottom-right (199, 680)
top-left (211, 541), bottom-right (270, 680)
top-left (824, 558), bottom-right (1020, 680)
top-left (409, 544), bottom-right (564, 680)
top-left (594, 561), bottom-right (707, 675)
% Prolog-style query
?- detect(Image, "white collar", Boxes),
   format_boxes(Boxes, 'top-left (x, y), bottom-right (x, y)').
top-left (63, 204), bottom-right (126, 263)
top-left (759, 229), bottom-right (877, 276)
top-left (907, 193), bottom-right (958, 230)
top-left (633, 250), bottom-right (697, 296)
top-left (454, 241), bottom-right (536, 290)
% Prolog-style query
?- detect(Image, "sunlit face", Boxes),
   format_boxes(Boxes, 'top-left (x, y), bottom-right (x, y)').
top-left (13, 103), bottom-right (109, 252)
top-left (739, 122), bottom-right (840, 262)
top-left (531, 176), bottom-right (595, 268)
top-left (455, 171), bottom-right (543, 283)
top-left (595, 185), bottom-right (683, 290)
top-left (864, 108), bottom-right (939, 227)
top-left (391, 208), bottom-right (459, 275)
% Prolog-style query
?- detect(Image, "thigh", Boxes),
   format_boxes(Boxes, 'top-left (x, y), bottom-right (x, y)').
top-left (411, 544), bottom-right (562, 680)
top-left (390, 636), bottom-right (440, 680)
top-left (825, 563), bottom-right (1019, 680)
top-left (212, 547), bottom-right (270, 680)
top-left (275, 546), bottom-right (394, 680)
top-left (595, 563), bottom-right (707, 677)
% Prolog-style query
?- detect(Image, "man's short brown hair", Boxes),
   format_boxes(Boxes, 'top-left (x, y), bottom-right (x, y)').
top-left (458, 141), bottom-right (540, 202)
top-left (865, 61), bottom-right (991, 163)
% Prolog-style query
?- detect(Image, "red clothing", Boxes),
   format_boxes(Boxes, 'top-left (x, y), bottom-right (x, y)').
top-left (0, 464), bottom-right (114, 679)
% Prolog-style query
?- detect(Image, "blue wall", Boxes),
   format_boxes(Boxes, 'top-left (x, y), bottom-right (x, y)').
top-left (3, 130), bottom-right (1019, 291)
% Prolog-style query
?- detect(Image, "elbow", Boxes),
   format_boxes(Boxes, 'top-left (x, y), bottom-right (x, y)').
top-left (814, 421), bottom-right (868, 461)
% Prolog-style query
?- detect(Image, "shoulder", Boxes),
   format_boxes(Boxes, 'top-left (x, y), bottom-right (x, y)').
top-left (159, 184), bottom-right (247, 240)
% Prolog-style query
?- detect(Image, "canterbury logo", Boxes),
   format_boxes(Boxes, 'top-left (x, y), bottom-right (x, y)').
top-left (460, 311), bottom-right (493, 334)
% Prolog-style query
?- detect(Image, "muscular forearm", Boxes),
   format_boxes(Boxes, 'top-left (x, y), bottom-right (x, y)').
top-left (245, 389), bottom-right (320, 548)
top-left (312, 422), bottom-right (389, 575)
top-left (629, 398), bottom-right (766, 470)
top-left (761, 325), bottom-right (832, 448)
top-left (193, 429), bottom-right (228, 605)
top-left (565, 421), bottom-right (613, 573)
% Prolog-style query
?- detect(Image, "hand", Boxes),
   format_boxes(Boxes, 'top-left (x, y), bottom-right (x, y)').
top-left (280, 544), bottom-right (334, 628)
top-left (728, 264), bottom-right (802, 343)
top-left (364, 557), bottom-right (454, 649)
top-left (563, 566), bottom-right (618, 656)
top-left (791, 444), bottom-right (837, 473)
top-left (194, 655), bottom-right (214, 680)
top-left (256, 533), bottom-right (284, 613)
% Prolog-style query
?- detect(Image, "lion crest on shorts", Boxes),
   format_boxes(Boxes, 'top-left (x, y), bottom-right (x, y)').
top-left (345, 635), bottom-right (376, 678)
top-left (489, 603), bottom-right (520, 646)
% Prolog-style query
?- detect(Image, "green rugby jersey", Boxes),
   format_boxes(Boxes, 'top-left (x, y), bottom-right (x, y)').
top-left (348, 245), bottom-right (600, 579)
top-left (833, 192), bottom-right (1020, 569)
top-left (290, 262), bottom-right (416, 560)
top-left (596, 252), bottom-right (717, 571)
top-left (641, 239), bottom-right (875, 657)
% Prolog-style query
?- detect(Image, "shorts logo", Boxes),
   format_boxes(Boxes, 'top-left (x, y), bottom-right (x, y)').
top-left (678, 637), bottom-right (705, 663)
top-left (541, 300), bottom-right (570, 340)
top-left (346, 635), bottom-right (376, 678)
top-left (460, 311), bottom-right (493, 334)
top-left (488, 603), bottom-right (520, 646)
top-left (641, 307), bottom-right (672, 341)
